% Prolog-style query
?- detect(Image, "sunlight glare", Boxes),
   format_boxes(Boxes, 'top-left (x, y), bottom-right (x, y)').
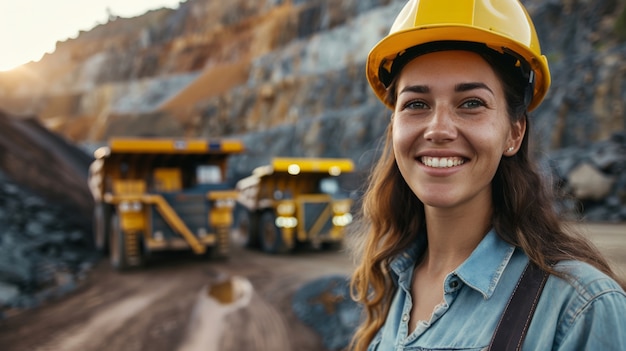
top-left (0, 0), bottom-right (182, 73)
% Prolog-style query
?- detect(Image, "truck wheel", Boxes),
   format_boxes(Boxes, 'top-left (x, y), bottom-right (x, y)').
top-left (321, 241), bottom-right (343, 251)
top-left (93, 202), bottom-right (110, 253)
top-left (109, 213), bottom-right (127, 270)
top-left (260, 211), bottom-right (288, 254)
top-left (207, 226), bottom-right (230, 260)
top-left (234, 205), bottom-right (259, 248)
top-left (109, 214), bottom-right (143, 270)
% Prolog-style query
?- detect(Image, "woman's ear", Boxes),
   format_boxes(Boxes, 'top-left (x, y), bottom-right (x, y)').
top-left (505, 118), bottom-right (527, 155)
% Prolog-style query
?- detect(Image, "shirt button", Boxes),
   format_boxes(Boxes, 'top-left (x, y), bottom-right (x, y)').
top-left (449, 280), bottom-right (459, 288)
top-left (402, 313), bottom-right (409, 322)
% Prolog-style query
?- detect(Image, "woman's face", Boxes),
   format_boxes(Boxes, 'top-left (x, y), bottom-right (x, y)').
top-left (392, 50), bottom-right (525, 211)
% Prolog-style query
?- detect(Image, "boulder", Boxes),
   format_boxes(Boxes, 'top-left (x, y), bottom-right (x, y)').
top-left (568, 162), bottom-right (615, 201)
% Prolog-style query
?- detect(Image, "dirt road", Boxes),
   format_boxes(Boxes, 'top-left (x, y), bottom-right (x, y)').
top-left (0, 223), bottom-right (623, 351)
top-left (574, 222), bottom-right (626, 279)
top-left (0, 246), bottom-right (355, 351)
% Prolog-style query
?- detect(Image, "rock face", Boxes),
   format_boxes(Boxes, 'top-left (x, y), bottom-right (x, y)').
top-left (0, 0), bottom-right (622, 150)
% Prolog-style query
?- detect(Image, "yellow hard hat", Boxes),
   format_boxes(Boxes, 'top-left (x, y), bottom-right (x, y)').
top-left (366, 0), bottom-right (551, 111)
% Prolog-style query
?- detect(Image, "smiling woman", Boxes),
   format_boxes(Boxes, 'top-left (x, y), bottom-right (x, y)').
top-left (348, 0), bottom-right (626, 350)
top-left (0, 0), bottom-right (181, 72)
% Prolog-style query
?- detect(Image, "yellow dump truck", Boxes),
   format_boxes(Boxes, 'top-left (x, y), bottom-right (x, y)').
top-left (234, 157), bottom-right (355, 254)
top-left (88, 137), bottom-right (244, 270)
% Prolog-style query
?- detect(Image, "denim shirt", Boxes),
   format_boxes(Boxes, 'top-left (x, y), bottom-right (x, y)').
top-left (369, 229), bottom-right (626, 351)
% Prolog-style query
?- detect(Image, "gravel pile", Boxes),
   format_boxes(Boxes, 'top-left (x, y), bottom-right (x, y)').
top-left (0, 171), bottom-right (97, 319)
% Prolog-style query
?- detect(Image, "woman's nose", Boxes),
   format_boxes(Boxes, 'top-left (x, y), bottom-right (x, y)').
top-left (424, 106), bottom-right (457, 143)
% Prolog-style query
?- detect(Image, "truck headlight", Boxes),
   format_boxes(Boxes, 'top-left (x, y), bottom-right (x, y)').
top-left (119, 201), bottom-right (142, 212)
top-left (214, 198), bottom-right (235, 208)
top-left (276, 216), bottom-right (298, 228)
top-left (332, 213), bottom-right (353, 227)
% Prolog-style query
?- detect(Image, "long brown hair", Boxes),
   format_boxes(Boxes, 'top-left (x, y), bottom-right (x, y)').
top-left (348, 46), bottom-right (623, 351)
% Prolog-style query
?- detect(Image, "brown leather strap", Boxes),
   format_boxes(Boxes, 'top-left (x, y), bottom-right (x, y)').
top-left (488, 262), bottom-right (549, 351)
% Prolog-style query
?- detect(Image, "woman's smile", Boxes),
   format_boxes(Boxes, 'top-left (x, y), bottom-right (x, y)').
top-left (420, 156), bottom-right (466, 168)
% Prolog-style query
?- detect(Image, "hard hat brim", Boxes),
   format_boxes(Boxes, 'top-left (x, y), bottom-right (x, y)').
top-left (366, 25), bottom-right (550, 111)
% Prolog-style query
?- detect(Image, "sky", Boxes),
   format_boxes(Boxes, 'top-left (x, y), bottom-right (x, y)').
top-left (0, 0), bottom-right (183, 71)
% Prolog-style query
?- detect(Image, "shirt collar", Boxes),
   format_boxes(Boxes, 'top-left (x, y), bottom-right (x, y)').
top-left (389, 228), bottom-right (516, 298)
top-left (389, 233), bottom-right (426, 285)
top-left (454, 229), bottom-right (515, 298)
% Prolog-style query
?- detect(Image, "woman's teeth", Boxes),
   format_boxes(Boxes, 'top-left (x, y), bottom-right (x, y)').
top-left (421, 156), bottom-right (465, 168)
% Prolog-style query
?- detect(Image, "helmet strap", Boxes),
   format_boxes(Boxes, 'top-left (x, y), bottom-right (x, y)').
top-left (525, 70), bottom-right (535, 108)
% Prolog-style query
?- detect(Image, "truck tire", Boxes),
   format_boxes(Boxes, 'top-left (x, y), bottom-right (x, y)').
top-left (93, 202), bottom-right (111, 253)
top-left (109, 213), bottom-right (127, 270)
top-left (321, 240), bottom-right (343, 251)
top-left (109, 213), bottom-right (143, 270)
top-left (207, 226), bottom-right (230, 261)
top-left (259, 211), bottom-right (288, 254)
top-left (234, 205), bottom-right (259, 248)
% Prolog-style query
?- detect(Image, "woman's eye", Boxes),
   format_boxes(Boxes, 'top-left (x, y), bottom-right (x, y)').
top-left (403, 100), bottom-right (428, 110)
top-left (461, 99), bottom-right (486, 109)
